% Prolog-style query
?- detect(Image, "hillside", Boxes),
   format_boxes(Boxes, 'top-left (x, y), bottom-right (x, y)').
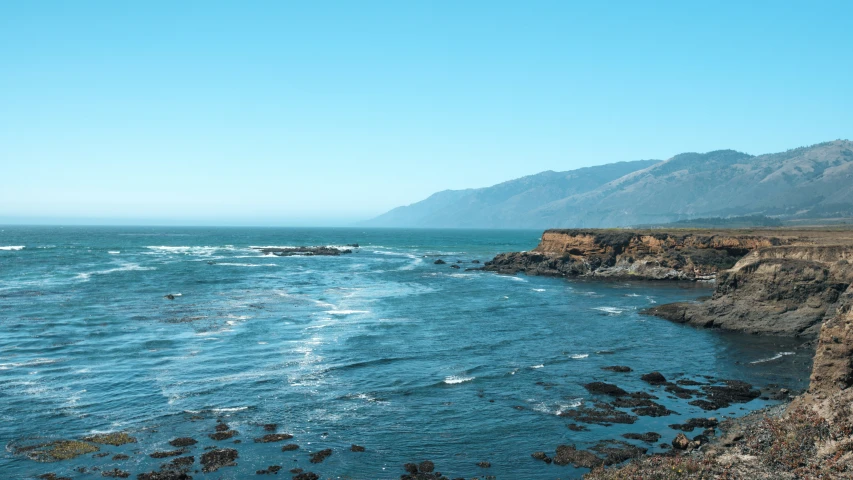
top-left (365, 140), bottom-right (853, 228)
top-left (361, 160), bottom-right (660, 228)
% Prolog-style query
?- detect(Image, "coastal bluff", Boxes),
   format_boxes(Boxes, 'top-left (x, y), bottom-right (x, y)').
top-left (485, 228), bottom-right (853, 337)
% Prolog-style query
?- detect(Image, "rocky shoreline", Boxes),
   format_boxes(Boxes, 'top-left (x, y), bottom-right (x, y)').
top-left (486, 227), bottom-right (853, 477)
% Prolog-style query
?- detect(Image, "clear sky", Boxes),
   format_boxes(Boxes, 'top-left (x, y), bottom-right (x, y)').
top-left (1, 1), bottom-right (851, 226)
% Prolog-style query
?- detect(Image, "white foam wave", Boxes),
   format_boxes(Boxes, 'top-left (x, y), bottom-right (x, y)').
top-left (530, 364), bottom-right (544, 369)
top-left (215, 263), bottom-right (277, 267)
top-left (532, 288), bottom-right (546, 292)
top-left (145, 245), bottom-right (236, 256)
top-left (108, 251), bottom-right (120, 255)
top-left (593, 306), bottom-right (625, 315)
top-left (75, 263), bottom-right (155, 281)
top-left (184, 406), bottom-right (249, 414)
top-left (0, 358), bottom-right (61, 370)
top-left (325, 310), bottom-right (369, 315)
top-left (556, 399), bottom-right (584, 415)
top-left (0, 246), bottom-right (25, 251)
top-left (750, 352), bottom-right (795, 364)
top-left (570, 354), bottom-right (589, 359)
top-left (444, 375), bottom-right (475, 384)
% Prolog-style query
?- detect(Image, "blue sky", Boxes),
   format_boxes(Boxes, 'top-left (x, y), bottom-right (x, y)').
top-left (1, 1), bottom-right (851, 226)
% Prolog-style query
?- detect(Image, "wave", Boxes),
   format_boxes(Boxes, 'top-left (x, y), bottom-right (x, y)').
top-left (444, 375), bottom-right (475, 385)
top-left (108, 251), bottom-right (120, 255)
top-left (0, 358), bottom-right (62, 370)
top-left (0, 246), bottom-right (25, 251)
top-left (75, 263), bottom-right (155, 281)
top-left (532, 288), bottom-right (546, 292)
top-left (325, 310), bottom-right (369, 315)
top-left (555, 399), bottom-right (584, 415)
top-left (593, 306), bottom-right (625, 315)
top-left (530, 364), bottom-right (544, 369)
top-left (215, 263), bottom-right (277, 267)
top-left (184, 406), bottom-right (250, 414)
top-left (750, 352), bottom-right (795, 364)
top-left (145, 245), bottom-right (237, 256)
top-left (570, 354), bottom-right (589, 359)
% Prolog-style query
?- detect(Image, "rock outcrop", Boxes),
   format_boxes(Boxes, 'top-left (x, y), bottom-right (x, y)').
top-left (485, 229), bottom-right (788, 280)
top-left (486, 228), bottom-right (853, 337)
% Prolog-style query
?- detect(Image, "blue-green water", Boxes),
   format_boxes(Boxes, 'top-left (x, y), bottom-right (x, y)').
top-left (0, 227), bottom-right (811, 479)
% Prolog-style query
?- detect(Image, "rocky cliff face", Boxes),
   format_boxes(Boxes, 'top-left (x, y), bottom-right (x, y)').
top-left (487, 228), bottom-right (853, 337)
top-left (485, 229), bottom-right (788, 281)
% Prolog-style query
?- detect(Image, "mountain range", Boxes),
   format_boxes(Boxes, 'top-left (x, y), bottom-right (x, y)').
top-left (363, 140), bottom-right (853, 228)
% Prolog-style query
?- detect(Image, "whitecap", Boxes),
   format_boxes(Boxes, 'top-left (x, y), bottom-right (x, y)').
top-left (593, 306), bottom-right (625, 315)
top-left (108, 251), bottom-right (120, 255)
top-left (530, 364), bottom-right (544, 369)
top-left (325, 310), bottom-right (369, 315)
top-left (0, 358), bottom-right (61, 370)
top-left (750, 352), bottom-right (795, 364)
top-left (556, 399), bottom-right (584, 415)
top-left (184, 406), bottom-right (249, 414)
top-left (444, 375), bottom-right (474, 385)
top-left (75, 263), bottom-right (155, 281)
top-left (570, 354), bottom-right (589, 359)
top-left (532, 288), bottom-right (546, 292)
top-left (0, 246), bottom-right (25, 251)
top-left (215, 263), bottom-right (277, 267)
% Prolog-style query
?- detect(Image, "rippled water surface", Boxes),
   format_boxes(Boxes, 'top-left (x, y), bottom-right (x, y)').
top-left (0, 227), bottom-right (812, 478)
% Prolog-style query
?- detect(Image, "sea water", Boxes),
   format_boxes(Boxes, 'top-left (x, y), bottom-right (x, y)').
top-left (0, 227), bottom-right (812, 478)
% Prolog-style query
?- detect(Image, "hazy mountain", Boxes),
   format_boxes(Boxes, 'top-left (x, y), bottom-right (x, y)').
top-left (365, 140), bottom-right (853, 229)
top-left (363, 160), bottom-right (661, 228)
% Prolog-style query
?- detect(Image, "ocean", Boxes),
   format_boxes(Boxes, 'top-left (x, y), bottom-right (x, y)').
top-left (0, 226), bottom-right (812, 479)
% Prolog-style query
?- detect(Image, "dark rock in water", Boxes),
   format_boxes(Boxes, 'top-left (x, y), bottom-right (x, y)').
top-left (559, 402), bottom-right (638, 425)
top-left (150, 449), bottom-right (185, 459)
top-left (208, 430), bottom-right (238, 441)
top-left (676, 379), bottom-right (705, 386)
top-left (200, 448), bottom-right (238, 473)
top-left (254, 433), bottom-right (293, 443)
top-left (263, 423), bottom-right (277, 431)
top-left (165, 294), bottom-right (175, 300)
top-left (611, 397), bottom-right (657, 408)
top-left (622, 432), bottom-right (661, 443)
top-left (450, 264), bottom-right (460, 269)
top-left (664, 382), bottom-right (697, 399)
top-left (471, 260), bottom-right (480, 264)
top-left (626, 391), bottom-right (657, 399)
top-left (256, 465), bottom-right (282, 475)
top-left (591, 440), bottom-right (647, 465)
top-left (418, 460), bottom-right (435, 473)
top-left (137, 456), bottom-right (194, 480)
top-left (434, 259), bottom-right (446, 265)
top-left (292, 473), bottom-right (319, 480)
top-left (85, 432), bottom-right (137, 446)
top-left (632, 404), bottom-right (676, 417)
top-left (553, 444), bottom-right (602, 468)
top-left (347, 243), bottom-right (360, 248)
top-left (602, 365), bottom-right (632, 372)
top-left (112, 454), bottom-right (130, 460)
top-left (93, 452), bottom-right (110, 458)
top-left (38, 475), bottom-right (72, 480)
top-left (308, 448), bottom-right (332, 464)
top-left (584, 382), bottom-right (628, 396)
top-left (350, 444), bottom-right (366, 452)
top-left (403, 463), bottom-right (419, 474)
top-left (476, 461), bottom-right (491, 468)
top-left (693, 434), bottom-right (710, 446)
top-left (531, 451), bottom-right (552, 464)
top-left (690, 380), bottom-right (761, 410)
top-left (566, 423), bottom-right (588, 431)
top-left (669, 417), bottom-right (719, 431)
top-left (257, 246), bottom-right (352, 256)
top-left (168, 438), bottom-right (197, 448)
top-left (464, 267), bottom-right (484, 271)
top-left (672, 433), bottom-right (691, 450)
top-left (281, 444), bottom-right (299, 451)
top-left (101, 469), bottom-right (130, 478)
top-left (215, 422), bottom-right (229, 432)
top-left (641, 372), bottom-right (667, 385)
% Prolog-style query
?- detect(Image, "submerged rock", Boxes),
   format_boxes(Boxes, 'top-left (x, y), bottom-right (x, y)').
top-left (254, 433), bottom-right (293, 443)
top-left (281, 443), bottom-right (299, 451)
top-left (640, 372), bottom-right (667, 385)
top-left (584, 382), bottom-right (628, 396)
top-left (84, 432), bottom-right (137, 446)
top-left (590, 440), bottom-right (647, 465)
top-left (292, 473), bottom-right (319, 480)
top-left (200, 448), bottom-right (238, 472)
top-left (559, 402), bottom-right (638, 425)
top-left (434, 259), bottom-right (446, 265)
top-left (168, 437), bottom-right (197, 448)
top-left (553, 444), bottom-right (602, 468)
top-left (602, 365), bottom-right (632, 372)
top-left (351, 444), bottom-right (366, 452)
top-left (531, 451), bottom-right (552, 464)
top-left (622, 432), bottom-right (661, 443)
top-left (13, 439), bottom-right (99, 462)
top-left (308, 448), bottom-right (332, 463)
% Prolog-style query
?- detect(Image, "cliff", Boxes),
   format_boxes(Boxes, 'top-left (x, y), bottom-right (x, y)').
top-left (486, 228), bottom-right (853, 337)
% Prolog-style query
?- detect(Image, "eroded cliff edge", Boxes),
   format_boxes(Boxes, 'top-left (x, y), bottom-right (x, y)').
top-left (485, 228), bottom-right (853, 337)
